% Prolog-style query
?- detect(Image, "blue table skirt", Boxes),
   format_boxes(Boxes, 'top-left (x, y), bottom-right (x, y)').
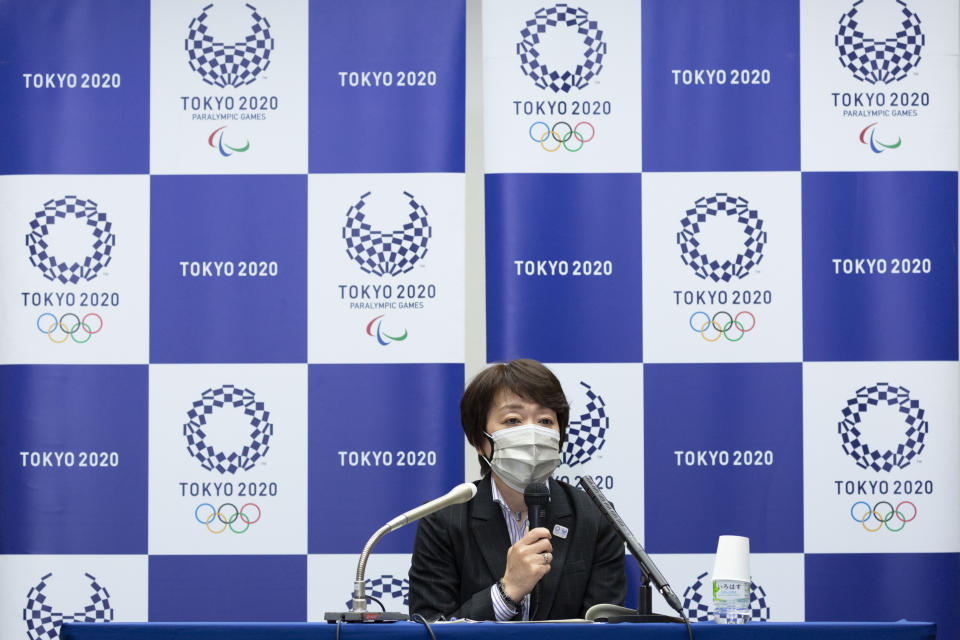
top-left (62, 620), bottom-right (936, 640)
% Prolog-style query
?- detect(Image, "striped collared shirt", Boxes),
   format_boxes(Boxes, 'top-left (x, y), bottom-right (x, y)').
top-left (488, 478), bottom-right (550, 621)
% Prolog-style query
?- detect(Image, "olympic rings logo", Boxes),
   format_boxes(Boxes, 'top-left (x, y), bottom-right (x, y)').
top-left (36, 312), bottom-right (103, 344)
top-left (195, 502), bottom-right (261, 534)
top-left (689, 311), bottom-right (756, 342)
top-left (529, 121), bottom-right (595, 152)
top-left (850, 500), bottom-right (916, 532)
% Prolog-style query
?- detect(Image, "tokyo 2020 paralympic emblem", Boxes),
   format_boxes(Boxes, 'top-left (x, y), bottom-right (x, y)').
top-left (517, 4), bottom-right (606, 93)
top-left (561, 382), bottom-right (608, 467)
top-left (25, 196), bottom-right (115, 285)
top-left (342, 191), bottom-right (432, 277)
top-left (676, 194), bottom-right (766, 283)
top-left (183, 385), bottom-right (274, 474)
top-left (344, 575), bottom-right (410, 609)
top-left (185, 3), bottom-right (274, 88)
top-left (838, 383), bottom-right (927, 472)
top-left (23, 572), bottom-right (114, 640)
top-left (681, 571), bottom-right (770, 622)
top-left (835, 0), bottom-right (923, 85)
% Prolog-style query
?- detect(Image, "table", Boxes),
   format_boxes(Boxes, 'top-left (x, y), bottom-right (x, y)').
top-left (62, 620), bottom-right (937, 640)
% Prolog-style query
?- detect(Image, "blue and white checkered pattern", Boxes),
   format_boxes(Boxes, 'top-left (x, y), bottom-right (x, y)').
top-left (0, 0), bottom-right (957, 637)
top-left (185, 3), bottom-right (274, 88)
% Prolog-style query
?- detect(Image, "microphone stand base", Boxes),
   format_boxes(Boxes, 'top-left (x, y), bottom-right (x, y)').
top-left (324, 611), bottom-right (409, 623)
top-left (606, 613), bottom-right (685, 624)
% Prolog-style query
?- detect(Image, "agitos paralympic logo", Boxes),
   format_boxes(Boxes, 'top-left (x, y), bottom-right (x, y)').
top-left (185, 3), bottom-right (274, 88)
top-left (859, 122), bottom-right (901, 153)
top-left (23, 572), bottom-right (114, 640)
top-left (366, 314), bottom-right (408, 346)
top-left (208, 126), bottom-right (250, 156)
top-left (517, 4), bottom-right (606, 93)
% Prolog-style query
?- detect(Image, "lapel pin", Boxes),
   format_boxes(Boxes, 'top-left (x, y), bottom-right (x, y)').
top-left (553, 524), bottom-right (569, 539)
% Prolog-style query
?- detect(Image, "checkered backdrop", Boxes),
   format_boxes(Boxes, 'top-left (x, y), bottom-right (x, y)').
top-left (0, 0), bottom-right (465, 636)
top-left (483, 0), bottom-right (959, 636)
top-left (2, 0), bottom-right (960, 638)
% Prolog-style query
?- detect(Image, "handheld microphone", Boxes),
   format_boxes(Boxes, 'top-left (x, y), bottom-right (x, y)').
top-left (324, 482), bottom-right (478, 623)
top-left (524, 481), bottom-right (550, 620)
top-left (524, 481), bottom-right (550, 530)
top-left (578, 476), bottom-right (684, 617)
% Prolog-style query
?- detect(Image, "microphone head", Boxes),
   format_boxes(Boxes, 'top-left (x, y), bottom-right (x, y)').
top-left (449, 482), bottom-right (478, 504)
top-left (524, 481), bottom-right (550, 508)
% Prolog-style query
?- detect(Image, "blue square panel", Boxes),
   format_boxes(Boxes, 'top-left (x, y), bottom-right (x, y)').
top-left (802, 172), bottom-right (958, 362)
top-left (486, 173), bottom-right (643, 363)
top-left (806, 553), bottom-right (960, 639)
top-left (150, 175), bottom-right (307, 363)
top-left (0, 365), bottom-right (147, 554)
top-left (149, 555), bottom-right (306, 622)
top-left (308, 364), bottom-right (464, 554)
top-left (309, 0), bottom-right (465, 173)
top-left (644, 363), bottom-right (803, 553)
top-left (641, 0), bottom-right (800, 171)
top-left (0, 0), bottom-right (149, 174)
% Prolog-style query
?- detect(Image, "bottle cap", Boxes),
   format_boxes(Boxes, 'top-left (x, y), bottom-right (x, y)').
top-left (712, 535), bottom-right (750, 582)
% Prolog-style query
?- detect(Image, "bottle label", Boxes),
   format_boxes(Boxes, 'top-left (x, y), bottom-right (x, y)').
top-left (713, 580), bottom-right (750, 602)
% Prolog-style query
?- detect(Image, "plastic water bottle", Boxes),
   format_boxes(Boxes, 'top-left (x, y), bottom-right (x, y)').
top-left (712, 579), bottom-right (750, 624)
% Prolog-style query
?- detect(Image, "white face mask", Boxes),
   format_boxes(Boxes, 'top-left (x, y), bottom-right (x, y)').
top-left (482, 424), bottom-right (561, 492)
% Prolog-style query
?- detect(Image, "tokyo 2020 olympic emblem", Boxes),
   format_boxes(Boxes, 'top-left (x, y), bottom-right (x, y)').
top-left (183, 385), bottom-right (273, 474)
top-left (561, 382), bottom-right (608, 467)
top-left (344, 575), bottom-right (410, 609)
top-left (835, 0), bottom-right (923, 85)
top-left (838, 383), bottom-right (927, 472)
top-left (25, 196), bottom-right (115, 285)
top-left (677, 194), bottom-right (766, 283)
top-left (681, 571), bottom-right (770, 622)
top-left (185, 3), bottom-right (274, 88)
top-left (517, 4), bottom-right (606, 93)
top-left (342, 191), bottom-right (432, 277)
top-left (23, 572), bottom-right (114, 640)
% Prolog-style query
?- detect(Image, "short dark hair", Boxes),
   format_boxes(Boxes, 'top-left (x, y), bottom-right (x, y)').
top-left (461, 359), bottom-right (569, 474)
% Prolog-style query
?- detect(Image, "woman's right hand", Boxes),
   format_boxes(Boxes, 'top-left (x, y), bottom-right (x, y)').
top-left (501, 527), bottom-right (553, 602)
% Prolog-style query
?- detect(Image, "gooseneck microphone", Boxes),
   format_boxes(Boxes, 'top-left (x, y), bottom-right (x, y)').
top-left (578, 476), bottom-right (684, 617)
top-left (324, 482), bottom-right (478, 623)
top-left (524, 481), bottom-right (550, 530)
